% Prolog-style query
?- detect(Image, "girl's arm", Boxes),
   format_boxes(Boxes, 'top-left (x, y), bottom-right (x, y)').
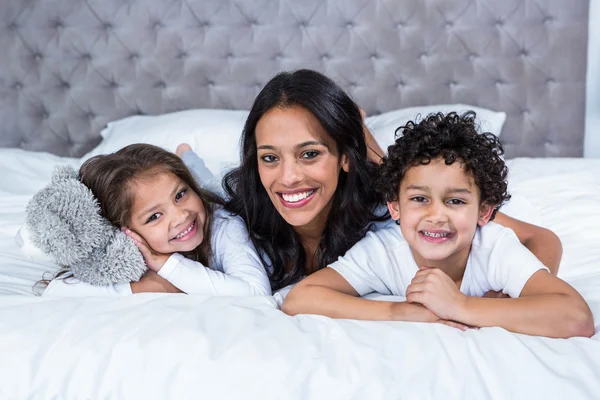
top-left (494, 212), bottom-right (562, 275)
top-left (407, 268), bottom-right (594, 338)
top-left (41, 270), bottom-right (181, 297)
top-left (125, 215), bottom-right (271, 296)
top-left (282, 268), bottom-right (469, 330)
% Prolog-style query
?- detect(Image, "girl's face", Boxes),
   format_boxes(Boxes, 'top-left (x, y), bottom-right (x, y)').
top-left (256, 106), bottom-right (349, 232)
top-left (128, 171), bottom-right (206, 254)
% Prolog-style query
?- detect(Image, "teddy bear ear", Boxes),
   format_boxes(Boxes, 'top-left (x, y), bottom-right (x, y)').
top-left (71, 231), bottom-right (147, 286)
top-left (51, 164), bottom-right (78, 181)
top-left (25, 165), bottom-right (112, 265)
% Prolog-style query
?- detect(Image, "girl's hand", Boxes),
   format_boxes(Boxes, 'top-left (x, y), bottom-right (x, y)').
top-left (123, 228), bottom-right (170, 272)
top-left (406, 266), bottom-right (467, 321)
top-left (131, 270), bottom-right (183, 293)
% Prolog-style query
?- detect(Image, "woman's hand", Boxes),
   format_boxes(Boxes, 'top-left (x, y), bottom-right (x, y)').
top-left (123, 228), bottom-right (170, 272)
top-left (131, 270), bottom-right (183, 293)
top-left (406, 266), bottom-right (467, 321)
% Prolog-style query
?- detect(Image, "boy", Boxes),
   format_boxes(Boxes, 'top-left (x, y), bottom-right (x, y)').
top-left (282, 112), bottom-right (594, 338)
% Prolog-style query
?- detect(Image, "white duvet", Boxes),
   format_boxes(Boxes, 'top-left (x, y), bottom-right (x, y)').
top-left (0, 149), bottom-right (599, 400)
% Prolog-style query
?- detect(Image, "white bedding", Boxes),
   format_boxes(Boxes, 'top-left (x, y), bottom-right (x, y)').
top-left (0, 148), bottom-right (599, 399)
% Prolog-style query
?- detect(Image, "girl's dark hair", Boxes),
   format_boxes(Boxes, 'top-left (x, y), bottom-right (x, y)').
top-left (80, 143), bottom-right (224, 265)
top-left (377, 111), bottom-right (510, 219)
top-left (223, 69), bottom-right (388, 290)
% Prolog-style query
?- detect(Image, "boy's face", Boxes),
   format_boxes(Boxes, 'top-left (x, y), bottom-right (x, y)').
top-left (387, 158), bottom-right (494, 268)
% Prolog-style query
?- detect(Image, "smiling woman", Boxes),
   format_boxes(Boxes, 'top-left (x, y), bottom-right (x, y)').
top-left (223, 69), bottom-right (391, 291)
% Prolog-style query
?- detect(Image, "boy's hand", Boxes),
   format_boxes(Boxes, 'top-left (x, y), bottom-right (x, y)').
top-left (484, 290), bottom-right (510, 299)
top-left (123, 228), bottom-right (170, 272)
top-left (395, 302), bottom-right (472, 331)
top-left (406, 266), bottom-right (467, 321)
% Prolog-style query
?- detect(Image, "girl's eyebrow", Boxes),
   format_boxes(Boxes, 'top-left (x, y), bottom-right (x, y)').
top-left (137, 182), bottom-right (181, 219)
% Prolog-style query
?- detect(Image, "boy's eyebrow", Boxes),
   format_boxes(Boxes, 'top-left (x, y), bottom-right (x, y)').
top-left (257, 140), bottom-right (327, 151)
top-left (405, 184), bottom-right (429, 191)
top-left (446, 188), bottom-right (472, 194)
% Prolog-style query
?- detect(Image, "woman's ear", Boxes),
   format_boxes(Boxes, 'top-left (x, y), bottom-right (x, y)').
top-left (341, 154), bottom-right (350, 173)
top-left (478, 203), bottom-right (496, 226)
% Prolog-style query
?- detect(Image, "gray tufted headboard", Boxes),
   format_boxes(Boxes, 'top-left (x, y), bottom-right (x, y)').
top-left (1, 0), bottom-right (589, 158)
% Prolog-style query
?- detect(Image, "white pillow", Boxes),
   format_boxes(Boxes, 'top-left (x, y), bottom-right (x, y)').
top-left (365, 104), bottom-right (507, 154)
top-left (82, 109), bottom-right (249, 176)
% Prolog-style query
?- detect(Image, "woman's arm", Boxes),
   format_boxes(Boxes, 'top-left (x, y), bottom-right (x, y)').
top-left (359, 109), bottom-right (385, 164)
top-left (494, 212), bottom-right (562, 275)
top-left (407, 268), bottom-right (594, 338)
top-left (282, 268), bottom-right (468, 330)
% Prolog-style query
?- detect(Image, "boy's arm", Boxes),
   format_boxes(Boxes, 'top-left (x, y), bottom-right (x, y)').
top-left (407, 268), bottom-right (594, 338)
top-left (494, 212), bottom-right (562, 275)
top-left (454, 271), bottom-right (594, 338)
top-left (282, 268), bottom-right (468, 330)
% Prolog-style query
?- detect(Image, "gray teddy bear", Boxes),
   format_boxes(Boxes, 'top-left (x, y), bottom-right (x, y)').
top-left (24, 165), bottom-right (147, 286)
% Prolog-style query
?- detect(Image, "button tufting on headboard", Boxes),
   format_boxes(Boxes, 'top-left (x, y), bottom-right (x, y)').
top-left (0, 0), bottom-right (590, 158)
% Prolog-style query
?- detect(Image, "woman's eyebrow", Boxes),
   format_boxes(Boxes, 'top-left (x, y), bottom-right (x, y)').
top-left (257, 140), bottom-right (327, 151)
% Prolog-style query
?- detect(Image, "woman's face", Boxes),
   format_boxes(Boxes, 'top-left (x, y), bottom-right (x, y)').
top-left (255, 106), bottom-right (349, 231)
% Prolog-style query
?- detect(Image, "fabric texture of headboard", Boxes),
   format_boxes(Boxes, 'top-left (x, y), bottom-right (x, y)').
top-left (0, 0), bottom-right (589, 158)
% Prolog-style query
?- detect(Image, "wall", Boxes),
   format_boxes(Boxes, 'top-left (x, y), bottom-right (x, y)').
top-left (585, 0), bottom-right (600, 157)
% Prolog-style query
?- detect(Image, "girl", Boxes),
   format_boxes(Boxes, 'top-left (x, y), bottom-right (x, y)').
top-left (42, 144), bottom-right (271, 297)
top-left (185, 69), bottom-right (563, 299)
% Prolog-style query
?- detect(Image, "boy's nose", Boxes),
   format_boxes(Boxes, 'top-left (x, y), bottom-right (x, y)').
top-left (425, 203), bottom-right (448, 224)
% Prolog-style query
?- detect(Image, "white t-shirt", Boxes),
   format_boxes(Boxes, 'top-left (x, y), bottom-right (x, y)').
top-left (329, 221), bottom-right (549, 298)
top-left (42, 207), bottom-right (271, 297)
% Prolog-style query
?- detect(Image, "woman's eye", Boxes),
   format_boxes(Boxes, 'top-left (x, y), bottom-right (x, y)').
top-left (260, 155), bottom-right (277, 163)
top-left (302, 150), bottom-right (320, 159)
top-left (448, 199), bottom-right (465, 205)
top-left (146, 213), bottom-right (161, 223)
top-left (410, 196), bottom-right (427, 203)
top-left (175, 188), bottom-right (187, 202)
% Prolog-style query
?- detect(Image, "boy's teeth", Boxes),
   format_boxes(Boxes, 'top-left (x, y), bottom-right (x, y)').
top-left (282, 190), bottom-right (314, 203)
top-left (423, 231), bottom-right (449, 238)
top-left (176, 221), bottom-right (194, 239)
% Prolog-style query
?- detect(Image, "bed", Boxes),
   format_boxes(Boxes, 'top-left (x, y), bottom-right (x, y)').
top-left (1, 0), bottom-right (599, 399)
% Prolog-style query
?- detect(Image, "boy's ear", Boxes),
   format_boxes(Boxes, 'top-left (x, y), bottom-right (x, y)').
top-left (340, 154), bottom-right (350, 173)
top-left (387, 200), bottom-right (401, 223)
top-left (477, 203), bottom-right (496, 226)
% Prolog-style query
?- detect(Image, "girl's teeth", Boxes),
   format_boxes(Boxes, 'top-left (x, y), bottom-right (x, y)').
top-left (282, 190), bottom-right (314, 203)
top-left (176, 221), bottom-right (194, 239)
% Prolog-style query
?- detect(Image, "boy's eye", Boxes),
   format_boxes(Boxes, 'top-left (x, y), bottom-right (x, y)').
top-left (175, 188), bottom-right (187, 202)
top-left (260, 154), bottom-right (277, 163)
top-left (447, 198), bottom-right (465, 205)
top-left (410, 196), bottom-right (427, 203)
top-left (301, 150), bottom-right (320, 159)
top-left (146, 213), bottom-right (161, 223)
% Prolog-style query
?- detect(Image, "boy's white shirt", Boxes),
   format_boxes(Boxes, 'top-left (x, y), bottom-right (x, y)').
top-left (42, 207), bottom-right (272, 297)
top-left (329, 221), bottom-right (549, 298)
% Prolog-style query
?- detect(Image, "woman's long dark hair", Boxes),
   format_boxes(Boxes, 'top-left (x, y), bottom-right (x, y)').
top-left (223, 69), bottom-right (388, 290)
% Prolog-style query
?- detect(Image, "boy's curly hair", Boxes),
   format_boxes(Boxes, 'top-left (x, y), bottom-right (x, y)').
top-left (377, 111), bottom-right (510, 219)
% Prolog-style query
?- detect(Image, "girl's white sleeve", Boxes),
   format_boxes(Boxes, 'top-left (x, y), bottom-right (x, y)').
top-left (42, 277), bottom-right (133, 297)
top-left (157, 214), bottom-right (272, 296)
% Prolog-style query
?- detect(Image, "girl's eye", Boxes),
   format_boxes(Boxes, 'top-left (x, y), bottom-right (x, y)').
top-left (146, 213), bottom-right (161, 223)
top-left (448, 199), bottom-right (465, 205)
top-left (410, 196), bottom-right (427, 203)
top-left (260, 155), bottom-right (277, 163)
top-left (175, 188), bottom-right (187, 202)
top-left (301, 150), bottom-right (320, 160)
